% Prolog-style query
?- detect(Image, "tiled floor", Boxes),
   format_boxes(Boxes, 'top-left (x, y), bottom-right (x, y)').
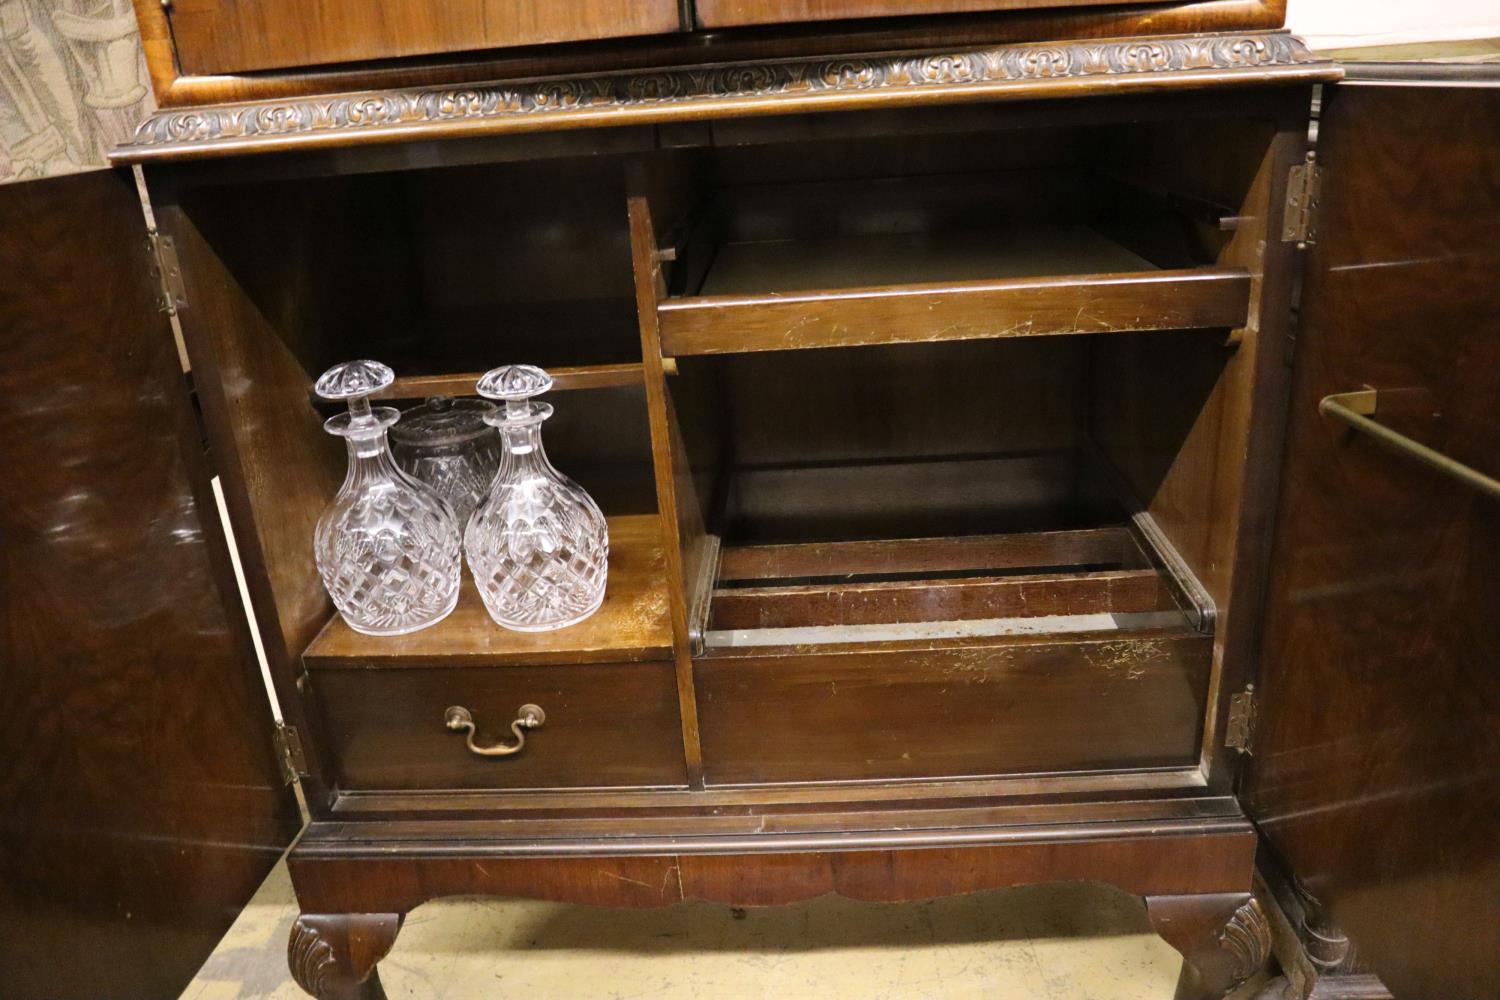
top-left (184, 858), bottom-right (1262, 999)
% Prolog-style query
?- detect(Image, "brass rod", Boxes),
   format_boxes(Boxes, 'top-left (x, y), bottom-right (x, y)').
top-left (1318, 390), bottom-right (1500, 502)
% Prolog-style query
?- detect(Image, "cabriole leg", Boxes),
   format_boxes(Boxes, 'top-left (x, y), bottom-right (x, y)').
top-left (288, 913), bottom-right (403, 1000)
top-left (1146, 893), bottom-right (1272, 1000)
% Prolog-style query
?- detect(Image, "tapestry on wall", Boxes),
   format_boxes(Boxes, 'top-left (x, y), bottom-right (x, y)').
top-left (1, 0), bottom-right (152, 183)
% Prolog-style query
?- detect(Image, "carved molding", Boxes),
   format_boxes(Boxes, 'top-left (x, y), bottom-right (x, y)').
top-left (115, 32), bottom-right (1330, 160)
top-left (287, 917), bottom-right (338, 997)
top-left (1220, 897), bottom-right (1274, 983)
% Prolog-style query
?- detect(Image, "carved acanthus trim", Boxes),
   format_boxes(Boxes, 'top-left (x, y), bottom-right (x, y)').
top-left (115, 32), bottom-right (1333, 162)
top-left (287, 917), bottom-right (337, 997)
top-left (1220, 897), bottom-right (1274, 983)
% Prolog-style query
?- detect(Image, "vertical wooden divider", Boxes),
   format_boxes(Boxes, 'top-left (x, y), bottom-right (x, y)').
top-left (626, 175), bottom-right (706, 787)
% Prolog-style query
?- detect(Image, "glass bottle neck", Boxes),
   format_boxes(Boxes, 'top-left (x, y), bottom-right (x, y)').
top-left (341, 430), bottom-right (402, 494)
top-left (498, 422), bottom-right (553, 478)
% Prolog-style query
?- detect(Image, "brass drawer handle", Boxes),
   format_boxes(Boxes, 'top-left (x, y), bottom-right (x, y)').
top-left (1319, 389), bottom-right (1500, 501)
top-left (444, 704), bottom-right (545, 757)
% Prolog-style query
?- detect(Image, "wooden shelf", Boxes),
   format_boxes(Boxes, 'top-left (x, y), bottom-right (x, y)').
top-left (303, 514), bottom-right (673, 668)
top-left (658, 226), bottom-right (1249, 356)
top-left (367, 362), bottom-right (649, 402)
top-left (704, 525), bottom-right (1189, 648)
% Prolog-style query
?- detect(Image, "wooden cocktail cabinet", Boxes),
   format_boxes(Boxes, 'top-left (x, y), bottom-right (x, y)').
top-left (2, 1), bottom-right (1496, 996)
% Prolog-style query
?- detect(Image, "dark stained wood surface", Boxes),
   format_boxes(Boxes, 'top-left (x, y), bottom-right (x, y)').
top-left (629, 182), bottom-right (711, 787)
top-left (710, 569), bottom-right (1168, 629)
top-left (281, 809), bottom-right (1257, 991)
top-left (310, 661), bottom-right (688, 791)
top-left (1146, 893), bottom-right (1270, 1000)
top-left (659, 265), bottom-right (1251, 356)
top-left (166, 0), bottom-right (681, 76)
top-left (696, 0), bottom-right (1159, 28)
top-left (718, 526), bottom-right (1147, 580)
top-left (304, 515), bottom-right (673, 668)
top-left (289, 913), bottom-right (401, 1000)
top-left (696, 226), bottom-right (1155, 292)
top-left (108, 80), bottom-right (1315, 994)
top-left (0, 170), bottom-right (301, 998)
top-left (150, 169), bottom-right (358, 810)
top-left (1082, 105), bottom-right (1310, 792)
top-left (370, 362), bottom-right (651, 401)
top-left (697, 630), bottom-right (1212, 784)
top-left (327, 766), bottom-right (1214, 816)
top-left (1244, 81), bottom-right (1500, 1000)
top-left (287, 815), bottom-right (1257, 911)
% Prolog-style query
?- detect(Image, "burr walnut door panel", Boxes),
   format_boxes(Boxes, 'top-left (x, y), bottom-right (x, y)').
top-left (0, 170), bottom-right (301, 998)
top-left (695, 0), bottom-right (1166, 29)
top-left (162, 0), bottom-right (682, 75)
top-left (1244, 75), bottom-right (1500, 1000)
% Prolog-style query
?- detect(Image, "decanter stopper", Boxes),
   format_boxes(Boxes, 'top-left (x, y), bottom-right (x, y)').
top-left (312, 360), bottom-right (462, 636)
top-left (464, 364), bottom-right (609, 632)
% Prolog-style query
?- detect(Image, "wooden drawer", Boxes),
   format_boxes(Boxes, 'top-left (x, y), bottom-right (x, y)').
top-left (165, 0), bottom-right (681, 76)
top-left (695, 0), bottom-right (1161, 30)
top-left (311, 663), bottom-right (688, 791)
top-left (695, 631), bottom-right (1211, 785)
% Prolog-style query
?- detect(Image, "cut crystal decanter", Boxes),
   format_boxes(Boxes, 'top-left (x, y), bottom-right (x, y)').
top-left (464, 365), bottom-right (609, 631)
top-left (313, 360), bottom-right (462, 636)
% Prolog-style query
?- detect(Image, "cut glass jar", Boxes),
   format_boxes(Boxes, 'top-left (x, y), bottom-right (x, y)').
top-left (390, 395), bottom-right (502, 526)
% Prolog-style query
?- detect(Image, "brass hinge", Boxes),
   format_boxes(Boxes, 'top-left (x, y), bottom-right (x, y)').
top-left (1281, 152), bottom-right (1323, 247)
top-left (1226, 684), bottom-right (1257, 755)
top-left (146, 227), bottom-right (188, 314)
top-left (273, 722), bottom-right (309, 784)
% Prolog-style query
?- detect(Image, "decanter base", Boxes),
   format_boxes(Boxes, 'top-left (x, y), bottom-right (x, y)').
top-left (337, 592), bottom-right (459, 637)
top-left (486, 590), bottom-right (605, 633)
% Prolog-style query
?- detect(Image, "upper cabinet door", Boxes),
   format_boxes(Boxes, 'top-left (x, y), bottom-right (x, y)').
top-left (1244, 71), bottom-right (1500, 998)
top-left (696, 0), bottom-right (1175, 29)
top-left (163, 0), bottom-right (682, 75)
top-left (0, 170), bottom-right (302, 997)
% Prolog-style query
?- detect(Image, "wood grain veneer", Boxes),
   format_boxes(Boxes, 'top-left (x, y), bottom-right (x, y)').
top-left (166, 0), bottom-right (680, 76)
top-left (697, 0), bottom-right (1159, 29)
top-left (129, 0), bottom-right (1289, 108)
top-left (0, 169), bottom-right (300, 998)
top-left (1245, 80), bottom-right (1500, 1000)
top-left (661, 266), bottom-right (1251, 355)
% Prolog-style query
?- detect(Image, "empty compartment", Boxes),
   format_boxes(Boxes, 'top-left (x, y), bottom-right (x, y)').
top-left (665, 327), bottom-right (1225, 629)
top-left (651, 116), bottom-right (1262, 357)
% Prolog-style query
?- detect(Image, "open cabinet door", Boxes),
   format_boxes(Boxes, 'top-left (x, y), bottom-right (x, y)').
top-left (1244, 69), bottom-right (1500, 999)
top-left (0, 170), bottom-right (303, 998)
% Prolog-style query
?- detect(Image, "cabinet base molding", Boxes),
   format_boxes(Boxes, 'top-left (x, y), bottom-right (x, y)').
top-left (285, 816), bottom-right (1257, 997)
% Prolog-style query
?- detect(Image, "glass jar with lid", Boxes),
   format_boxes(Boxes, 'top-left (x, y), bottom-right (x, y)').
top-left (390, 396), bottom-right (503, 526)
